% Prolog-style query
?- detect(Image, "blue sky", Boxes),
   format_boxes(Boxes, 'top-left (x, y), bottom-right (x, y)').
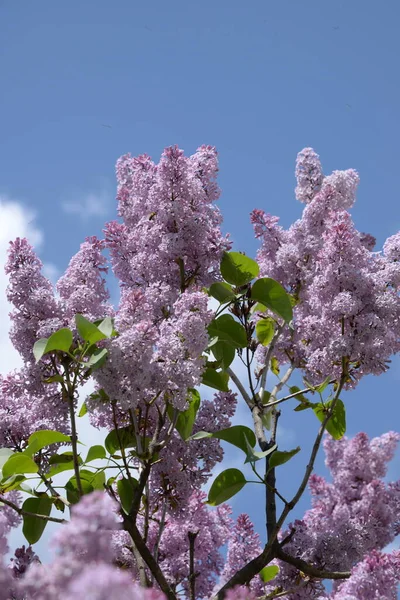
top-left (1, 0), bottom-right (400, 565)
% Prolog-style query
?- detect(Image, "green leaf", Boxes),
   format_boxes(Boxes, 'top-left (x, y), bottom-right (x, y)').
top-left (86, 348), bottom-right (108, 370)
top-left (47, 452), bottom-right (82, 477)
top-left (244, 436), bottom-right (277, 464)
top-left (168, 389), bottom-right (201, 441)
top-left (2, 454), bottom-right (38, 478)
top-left (289, 386), bottom-right (307, 403)
top-left (268, 447), bottom-right (301, 471)
top-left (259, 565), bottom-right (279, 583)
top-left (75, 314), bottom-right (107, 344)
top-left (271, 357), bottom-right (280, 376)
top-left (0, 474), bottom-right (26, 493)
top-left (104, 426), bottom-right (137, 455)
top-left (117, 477), bottom-right (138, 514)
top-left (209, 282), bottom-right (236, 304)
top-left (207, 468), bottom-right (247, 506)
top-left (33, 328), bottom-right (74, 362)
top-left (97, 317), bottom-right (114, 338)
top-left (201, 368), bottom-right (229, 392)
top-left (315, 376), bottom-right (332, 394)
top-left (294, 401), bottom-right (315, 412)
top-left (255, 317), bottom-right (275, 346)
top-left (211, 341), bottom-right (235, 370)
top-left (48, 452), bottom-right (75, 464)
top-left (220, 252), bottom-right (259, 286)
top-left (66, 476), bottom-right (94, 504)
top-left (213, 426), bottom-right (256, 454)
top-left (208, 315), bottom-right (247, 348)
top-left (22, 496), bottom-right (52, 544)
top-left (250, 302), bottom-right (268, 314)
top-left (314, 399), bottom-right (346, 440)
top-left (85, 445), bottom-right (106, 463)
top-left (80, 469), bottom-right (106, 491)
top-left (251, 278), bottom-right (293, 324)
top-left (25, 429), bottom-right (71, 456)
top-left (78, 401), bottom-right (88, 417)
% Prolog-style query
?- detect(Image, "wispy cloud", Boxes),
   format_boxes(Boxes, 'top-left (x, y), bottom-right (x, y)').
top-left (61, 189), bottom-right (111, 220)
top-left (0, 197), bottom-right (43, 374)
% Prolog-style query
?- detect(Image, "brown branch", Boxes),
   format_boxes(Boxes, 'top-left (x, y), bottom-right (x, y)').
top-left (188, 530), bottom-right (199, 600)
top-left (0, 496), bottom-right (68, 524)
top-left (216, 546), bottom-right (274, 598)
top-left (276, 548), bottom-right (350, 581)
top-left (265, 408), bottom-right (280, 544)
top-left (66, 389), bottom-right (83, 498)
top-left (226, 367), bottom-right (253, 408)
top-left (123, 516), bottom-right (177, 600)
top-left (39, 471), bottom-right (70, 507)
top-left (216, 374), bottom-right (347, 598)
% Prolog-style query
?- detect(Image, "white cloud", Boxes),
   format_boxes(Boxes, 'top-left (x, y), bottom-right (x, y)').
top-left (0, 197), bottom-right (43, 375)
top-left (61, 190), bottom-right (110, 219)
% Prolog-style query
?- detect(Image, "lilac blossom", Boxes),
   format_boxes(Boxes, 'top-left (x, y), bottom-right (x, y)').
top-left (328, 550), bottom-right (400, 600)
top-left (253, 148), bottom-right (400, 385)
top-left (56, 236), bottom-right (111, 322)
top-left (218, 514), bottom-right (264, 596)
top-left (5, 238), bottom-right (61, 362)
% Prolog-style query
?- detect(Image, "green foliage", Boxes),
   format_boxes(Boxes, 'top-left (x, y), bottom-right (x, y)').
top-left (75, 314), bottom-right (108, 344)
top-left (289, 386), bottom-right (307, 403)
top-left (255, 317), bottom-right (275, 346)
top-left (315, 376), bottom-right (332, 394)
top-left (211, 341), bottom-right (235, 370)
top-left (209, 282), bottom-right (236, 304)
top-left (220, 252), bottom-right (259, 286)
top-left (267, 447), bottom-right (301, 472)
top-left (25, 429), bottom-right (71, 457)
top-left (270, 357), bottom-right (280, 376)
top-left (117, 477), bottom-right (138, 514)
top-left (208, 315), bottom-right (247, 348)
top-left (201, 367), bottom-right (229, 392)
top-left (259, 565), bottom-right (279, 583)
top-left (48, 452), bottom-right (82, 477)
top-left (2, 454), bottom-right (38, 478)
top-left (207, 468), bottom-right (247, 506)
top-left (314, 399), bottom-right (346, 439)
top-left (85, 348), bottom-right (108, 370)
top-left (191, 425), bottom-right (256, 455)
top-left (85, 445), bottom-right (107, 463)
top-left (168, 389), bottom-right (201, 441)
top-left (104, 426), bottom-right (137, 455)
top-left (22, 495), bottom-right (53, 544)
top-left (78, 401), bottom-right (88, 417)
top-left (251, 278), bottom-right (293, 324)
top-left (243, 436), bottom-right (277, 464)
top-left (33, 328), bottom-right (73, 362)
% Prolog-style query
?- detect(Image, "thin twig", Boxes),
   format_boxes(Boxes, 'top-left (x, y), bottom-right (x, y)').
top-left (273, 374), bottom-right (346, 537)
top-left (67, 393), bottom-right (83, 498)
top-left (259, 324), bottom-right (284, 392)
top-left (0, 497), bottom-right (68, 524)
top-left (269, 365), bottom-right (295, 401)
top-left (38, 471), bottom-right (70, 507)
top-left (276, 548), bottom-right (350, 580)
top-left (226, 367), bottom-right (253, 408)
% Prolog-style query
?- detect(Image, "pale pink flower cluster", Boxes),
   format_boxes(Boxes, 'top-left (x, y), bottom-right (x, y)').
top-left (253, 148), bottom-right (400, 385)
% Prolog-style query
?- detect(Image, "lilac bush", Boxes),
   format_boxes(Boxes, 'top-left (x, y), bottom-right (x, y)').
top-left (0, 146), bottom-right (399, 599)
